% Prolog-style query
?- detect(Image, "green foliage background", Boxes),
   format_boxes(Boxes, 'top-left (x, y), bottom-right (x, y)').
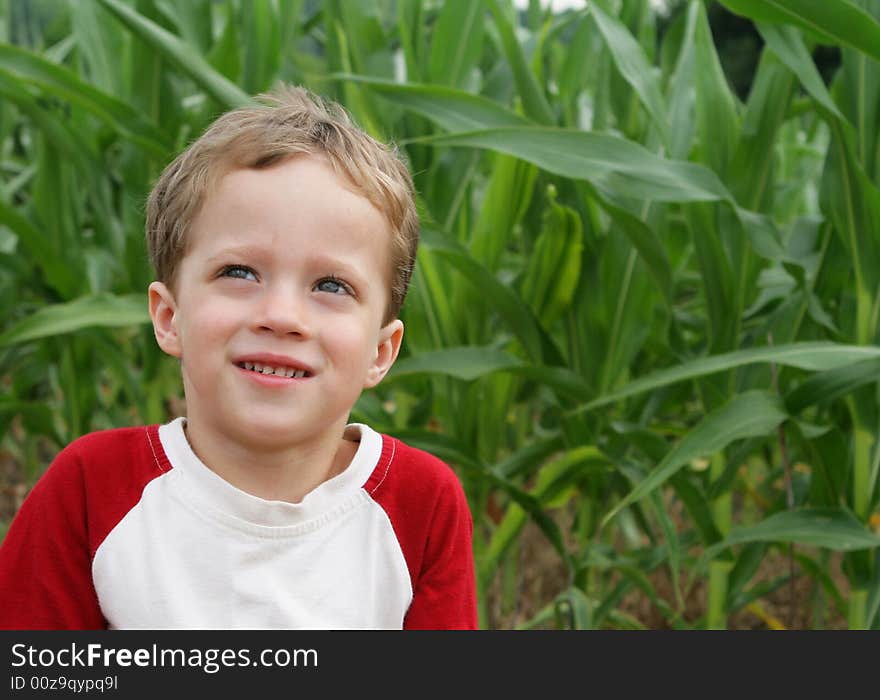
top-left (2, 0), bottom-right (880, 629)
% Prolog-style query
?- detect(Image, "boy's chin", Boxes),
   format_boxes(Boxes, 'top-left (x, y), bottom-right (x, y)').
top-left (231, 419), bottom-right (309, 446)
top-left (224, 414), bottom-right (348, 451)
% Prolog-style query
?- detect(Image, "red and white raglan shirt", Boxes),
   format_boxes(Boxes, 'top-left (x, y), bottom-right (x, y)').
top-left (0, 418), bottom-right (477, 630)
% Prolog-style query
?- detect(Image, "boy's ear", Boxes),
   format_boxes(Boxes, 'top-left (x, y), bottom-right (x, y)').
top-left (364, 319), bottom-right (404, 389)
top-left (148, 281), bottom-right (182, 358)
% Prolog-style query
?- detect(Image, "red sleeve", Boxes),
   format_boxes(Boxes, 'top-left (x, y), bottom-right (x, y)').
top-left (366, 437), bottom-right (478, 630)
top-left (0, 426), bottom-right (168, 630)
top-left (0, 440), bottom-right (105, 629)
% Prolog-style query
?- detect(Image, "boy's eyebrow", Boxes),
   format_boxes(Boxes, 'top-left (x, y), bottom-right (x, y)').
top-left (204, 246), bottom-right (370, 280)
top-left (204, 246), bottom-right (270, 264)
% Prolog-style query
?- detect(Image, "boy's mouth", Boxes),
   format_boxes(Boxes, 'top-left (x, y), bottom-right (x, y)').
top-left (235, 361), bottom-right (311, 379)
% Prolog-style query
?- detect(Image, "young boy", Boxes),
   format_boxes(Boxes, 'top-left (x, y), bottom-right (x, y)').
top-left (0, 86), bottom-right (477, 630)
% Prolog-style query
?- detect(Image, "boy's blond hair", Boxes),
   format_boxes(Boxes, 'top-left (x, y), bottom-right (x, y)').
top-left (146, 85), bottom-right (419, 322)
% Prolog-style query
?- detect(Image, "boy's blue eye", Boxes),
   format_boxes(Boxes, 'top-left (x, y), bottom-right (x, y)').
top-left (221, 265), bottom-right (257, 281)
top-left (315, 277), bottom-right (350, 295)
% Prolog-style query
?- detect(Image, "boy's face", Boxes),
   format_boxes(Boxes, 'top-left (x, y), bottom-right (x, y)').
top-left (148, 154), bottom-right (403, 453)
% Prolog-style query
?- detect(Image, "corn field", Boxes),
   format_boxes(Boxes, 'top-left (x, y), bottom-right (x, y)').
top-left (2, 0), bottom-right (880, 630)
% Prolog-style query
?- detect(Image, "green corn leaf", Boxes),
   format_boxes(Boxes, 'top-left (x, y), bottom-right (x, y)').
top-left (389, 346), bottom-right (524, 382)
top-left (793, 551), bottom-right (848, 616)
top-left (387, 345), bottom-right (591, 400)
top-left (686, 202), bottom-right (736, 352)
top-left (867, 574), bottom-right (880, 629)
top-left (820, 123), bottom-right (880, 343)
top-left (411, 231), bottom-right (462, 355)
top-left (719, 0), bottom-right (880, 63)
top-left (413, 126), bottom-right (785, 265)
top-left (0, 294), bottom-right (150, 347)
top-left (553, 587), bottom-right (596, 630)
top-left (207, 3), bottom-right (242, 83)
top-left (468, 154), bottom-right (538, 272)
top-left (724, 541), bottom-right (768, 606)
top-left (791, 424), bottom-right (849, 510)
top-left (95, 0), bottom-right (252, 109)
top-left (333, 0), bottom-right (391, 73)
top-left (838, 42), bottom-right (880, 183)
top-left (389, 429), bottom-right (488, 475)
top-left (415, 126), bottom-right (730, 202)
top-left (558, 13), bottom-right (593, 121)
top-left (429, 0), bottom-right (484, 89)
top-left (391, 341), bottom-right (880, 409)
top-left (757, 23), bottom-right (846, 122)
top-left (512, 364), bottom-right (594, 401)
top-left (0, 200), bottom-right (78, 300)
top-left (336, 74), bottom-right (532, 131)
top-left (494, 491), bottom-right (571, 576)
top-left (785, 357), bottom-right (880, 414)
top-left (241, 0), bottom-right (281, 94)
top-left (421, 229), bottom-right (563, 365)
top-left (670, 472), bottom-right (723, 546)
top-left (534, 445), bottom-right (612, 503)
top-left (69, 0), bottom-right (123, 94)
top-left (485, 0), bottom-right (555, 125)
top-left (703, 508), bottom-right (880, 558)
top-left (578, 342), bottom-right (880, 413)
top-left (649, 487), bottom-right (683, 610)
top-left (726, 49), bottom-right (795, 210)
top-left (408, 243), bottom-right (462, 349)
top-left (0, 399), bottom-right (62, 446)
top-left (692, 0), bottom-right (739, 176)
top-left (598, 192), bottom-right (673, 305)
top-left (590, 3), bottom-right (669, 146)
top-left (602, 390), bottom-right (789, 528)
top-left (0, 44), bottom-right (170, 157)
top-left (391, 427), bottom-right (571, 573)
top-left (727, 574), bottom-right (792, 618)
top-left (397, 0), bottom-right (425, 82)
top-left (494, 435), bottom-right (566, 480)
top-left (389, 98), bottom-right (784, 265)
top-left (278, 0), bottom-right (305, 63)
top-left (0, 68), bottom-right (97, 174)
top-left (481, 445), bottom-right (612, 582)
top-left (154, 0), bottom-right (214, 54)
top-left (323, 1), bottom-right (393, 138)
top-left (665, 1), bottom-right (697, 160)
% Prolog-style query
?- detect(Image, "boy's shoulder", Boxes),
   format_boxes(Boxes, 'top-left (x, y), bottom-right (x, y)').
top-left (62, 423), bottom-right (153, 449)
top-left (367, 432), bottom-right (469, 507)
top-left (14, 425), bottom-right (171, 565)
top-left (365, 432), bottom-right (474, 615)
top-left (33, 424), bottom-right (169, 508)
top-left (383, 434), bottom-right (454, 472)
top-left (56, 424), bottom-right (168, 473)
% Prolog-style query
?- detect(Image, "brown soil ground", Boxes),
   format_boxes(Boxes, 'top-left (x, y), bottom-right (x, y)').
top-left (485, 515), bottom-right (851, 630)
top-left (0, 449), bottom-right (28, 537)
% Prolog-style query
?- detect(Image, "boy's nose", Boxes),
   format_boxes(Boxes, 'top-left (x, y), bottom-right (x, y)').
top-left (254, 286), bottom-right (311, 336)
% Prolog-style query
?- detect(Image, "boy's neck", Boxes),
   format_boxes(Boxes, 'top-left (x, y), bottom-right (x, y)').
top-left (180, 417), bottom-right (358, 504)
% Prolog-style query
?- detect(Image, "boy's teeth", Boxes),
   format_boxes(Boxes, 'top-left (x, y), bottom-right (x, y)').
top-left (240, 361), bottom-right (307, 378)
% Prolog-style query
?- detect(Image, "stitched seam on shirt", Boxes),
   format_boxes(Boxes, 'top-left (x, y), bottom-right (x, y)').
top-left (146, 425), bottom-right (168, 474)
top-left (369, 437), bottom-right (395, 495)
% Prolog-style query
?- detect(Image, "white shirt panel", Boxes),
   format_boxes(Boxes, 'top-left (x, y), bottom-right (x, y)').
top-left (91, 418), bottom-right (412, 629)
